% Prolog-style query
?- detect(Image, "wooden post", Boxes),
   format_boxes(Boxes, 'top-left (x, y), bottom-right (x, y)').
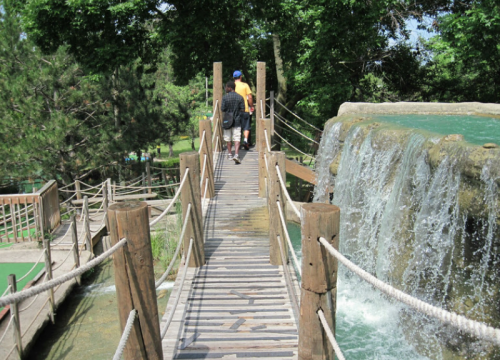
top-left (17, 203), bottom-right (24, 242)
top-left (75, 180), bottom-right (82, 200)
top-left (24, 198), bottom-right (30, 242)
top-left (71, 215), bottom-right (81, 285)
top-left (113, 181), bottom-right (116, 202)
top-left (299, 157), bottom-right (304, 200)
top-left (107, 179), bottom-right (112, 202)
top-left (43, 239), bottom-right (55, 324)
top-left (162, 170), bottom-right (170, 197)
top-left (103, 185), bottom-right (110, 231)
top-left (146, 162), bottom-right (152, 194)
top-left (199, 119), bottom-right (215, 199)
top-left (9, 199), bottom-right (17, 243)
top-left (1, 204), bottom-right (7, 242)
top-left (213, 62), bottom-right (223, 152)
top-left (8, 274), bottom-right (23, 359)
top-left (142, 173), bottom-right (146, 197)
top-left (180, 152), bottom-right (205, 267)
top-left (83, 196), bottom-right (92, 254)
top-left (258, 118), bottom-right (272, 198)
top-left (107, 201), bottom-right (163, 359)
top-left (268, 151), bottom-right (288, 265)
top-left (32, 189), bottom-right (40, 242)
top-left (270, 90), bottom-right (275, 143)
top-left (298, 203), bottom-right (340, 360)
top-left (256, 62), bottom-right (266, 149)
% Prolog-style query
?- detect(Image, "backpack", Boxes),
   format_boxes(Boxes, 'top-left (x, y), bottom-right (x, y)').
top-left (222, 111), bottom-right (235, 129)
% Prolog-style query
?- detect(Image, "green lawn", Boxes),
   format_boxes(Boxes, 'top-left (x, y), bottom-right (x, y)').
top-left (153, 138), bottom-right (200, 160)
top-left (0, 262), bottom-right (46, 311)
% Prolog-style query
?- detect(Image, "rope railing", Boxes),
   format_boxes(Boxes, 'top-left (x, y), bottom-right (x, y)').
top-left (113, 309), bottom-right (137, 360)
top-left (125, 176), bottom-right (144, 187)
top-left (0, 317), bottom-right (13, 345)
top-left (113, 183), bottom-right (179, 191)
top-left (264, 129), bottom-right (272, 152)
top-left (16, 250), bottom-right (46, 282)
top-left (318, 236), bottom-right (500, 346)
top-left (275, 165), bottom-right (300, 218)
top-left (19, 274), bottom-right (48, 313)
top-left (200, 155), bottom-right (207, 188)
top-left (212, 118), bottom-right (219, 143)
top-left (202, 177), bottom-right (209, 206)
top-left (274, 132), bottom-right (315, 160)
top-left (276, 201), bottom-right (301, 277)
top-left (58, 181), bottom-right (77, 190)
top-left (149, 169), bottom-right (190, 227)
top-left (276, 234), bottom-right (300, 322)
top-left (76, 180), bottom-right (104, 190)
top-left (318, 309), bottom-right (346, 360)
top-left (274, 98), bottom-right (322, 132)
top-left (155, 204), bottom-right (191, 288)
top-left (51, 244), bottom-right (76, 271)
top-left (1, 285), bottom-right (11, 298)
top-left (160, 237), bottom-right (194, 339)
top-left (273, 111), bottom-right (319, 145)
top-left (198, 130), bottom-right (206, 154)
top-left (0, 238), bottom-right (127, 308)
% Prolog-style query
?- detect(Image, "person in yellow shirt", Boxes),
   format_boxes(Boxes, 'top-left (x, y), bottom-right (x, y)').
top-left (233, 70), bottom-right (254, 150)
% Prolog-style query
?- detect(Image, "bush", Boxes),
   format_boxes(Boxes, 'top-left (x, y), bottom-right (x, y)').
top-left (159, 158), bottom-right (180, 168)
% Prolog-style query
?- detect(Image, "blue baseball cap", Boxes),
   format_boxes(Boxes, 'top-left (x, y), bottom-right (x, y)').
top-left (233, 70), bottom-right (242, 78)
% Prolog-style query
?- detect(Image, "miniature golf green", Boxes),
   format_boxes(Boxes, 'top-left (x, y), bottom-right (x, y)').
top-left (0, 262), bottom-right (46, 311)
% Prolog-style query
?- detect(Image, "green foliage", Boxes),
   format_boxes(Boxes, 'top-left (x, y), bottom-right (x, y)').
top-left (159, 158), bottom-right (180, 168)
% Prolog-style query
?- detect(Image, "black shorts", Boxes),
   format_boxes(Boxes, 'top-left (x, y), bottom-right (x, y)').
top-left (240, 112), bottom-right (251, 131)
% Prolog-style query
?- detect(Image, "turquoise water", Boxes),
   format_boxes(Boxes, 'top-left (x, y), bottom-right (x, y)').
top-left (286, 222), bottom-right (427, 360)
top-left (372, 114), bottom-right (500, 145)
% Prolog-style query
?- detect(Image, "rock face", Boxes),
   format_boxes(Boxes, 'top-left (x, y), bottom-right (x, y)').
top-left (314, 103), bottom-right (500, 359)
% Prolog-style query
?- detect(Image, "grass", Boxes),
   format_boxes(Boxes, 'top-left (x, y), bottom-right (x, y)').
top-left (153, 138), bottom-right (200, 160)
top-left (0, 262), bottom-right (46, 311)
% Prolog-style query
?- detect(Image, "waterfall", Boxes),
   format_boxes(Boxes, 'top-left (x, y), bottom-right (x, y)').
top-left (315, 119), bottom-right (500, 359)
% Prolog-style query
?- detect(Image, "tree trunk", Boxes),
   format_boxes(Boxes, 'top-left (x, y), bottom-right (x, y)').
top-left (272, 34), bottom-right (288, 150)
top-left (169, 142), bottom-right (174, 157)
top-left (112, 68), bottom-right (120, 130)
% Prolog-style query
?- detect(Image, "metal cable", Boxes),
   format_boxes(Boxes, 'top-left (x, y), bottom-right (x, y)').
top-left (276, 201), bottom-right (301, 277)
top-left (113, 310), bottom-right (137, 360)
top-left (318, 236), bottom-right (500, 346)
top-left (0, 238), bottom-right (127, 308)
top-left (160, 238), bottom-right (194, 339)
top-left (150, 169), bottom-right (190, 227)
top-left (318, 309), bottom-right (346, 360)
top-left (274, 98), bottom-right (322, 132)
top-left (155, 204), bottom-right (191, 288)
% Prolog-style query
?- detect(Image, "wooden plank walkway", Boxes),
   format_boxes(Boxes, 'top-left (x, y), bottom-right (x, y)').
top-left (162, 148), bottom-right (299, 359)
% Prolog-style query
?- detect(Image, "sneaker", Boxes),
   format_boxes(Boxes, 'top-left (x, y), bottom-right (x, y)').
top-left (243, 141), bottom-right (250, 150)
top-left (233, 154), bottom-right (241, 164)
top-left (227, 153), bottom-right (233, 160)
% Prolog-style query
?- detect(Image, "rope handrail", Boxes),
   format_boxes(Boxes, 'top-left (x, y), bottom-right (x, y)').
top-left (160, 238), bottom-right (193, 339)
top-left (273, 111), bottom-right (320, 145)
top-left (276, 201), bottom-right (301, 277)
top-left (198, 130), bottom-right (206, 154)
top-left (113, 309), bottom-right (137, 360)
top-left (202, 177), bottom-right (209, 206)
top-left (274, 98), bottom-right (322, 132)
top-left (275, 165), bottom-right (300, 218)
top-left (200, 155), bottom-right (207, 188)
top-left (212, 99), bottom-right (219, 119)
top-left (16, 249), bottom-right (46, 282)
top-left (1, 285), bottom-right (11, 298)
top-left (260, 99), bottom-right (264, 120)
top-left (276, 235), bottom-right (301, 321)
top-left (274, 132), bottom-right (316, 161)
top-left (51, 244), bottom-right (76, 271)
top-left (155, 203), bottom-right (191, 288)
top-left (318, 236), bottom-right (500, 346)
top-left (0, 238), bottom-right (127, 308)
top-left (125, 176), bottom-right (144, 187)
top-left (19, 274), bottom-right (48, 313)
top-left (59, 181), bottom-right (77, 190)
top-left (149, 169), bottom-right (190, 227)
top-left (264, 129), bottom-right (271, 152)
top-left (318, 309), bottom-right (346, 360)
top-left (150, 166), bottom-right (180, 171)
top-left (114, 183), bottom-right (179, 191)
top-left (77, 180), bottom-right (104, 190)
top-left (212, 117), bottom-right (219, 143)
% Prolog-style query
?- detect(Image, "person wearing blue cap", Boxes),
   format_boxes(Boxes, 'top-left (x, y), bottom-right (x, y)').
top-left (233, 70), bottom-right (254, 150)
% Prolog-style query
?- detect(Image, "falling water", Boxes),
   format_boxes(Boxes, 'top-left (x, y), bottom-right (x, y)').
top-left (313, 118), bottom-right (500, 359)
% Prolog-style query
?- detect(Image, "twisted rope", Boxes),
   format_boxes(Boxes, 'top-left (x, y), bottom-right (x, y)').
top-left (77, 181), bottom-right (104, 190)
top-left (276, 201), bottom-right (301, 277)
top-left (274, 98), bottom-right (322, 132)
top-left (202, 176), bottom-right (209, 207)
top-left (318, 309), bottom-right (346, 360)
top-left (198, 130), bottom-right (206, 154)
top-left (276, 235), bottom-right (300, 320)
top-left (113, 310), bottom-right (137, 360)
top-left (52, 244), bottom-right (76, 271)
top-left (274, 132), bottom-right (315, 160)
top-left (160, 238), bottom-right (193, 339)
top-left (1, 285), bottom-right (11, 298)
top-left (318, 237), bottom-right (500, 346)
top-left (212, 117), bottom-right (219, 143)
top-left (19, 274), bottom-right (48, 312)
top-left (59, 181), bottom-right (77, 190)
top-left (150, 169), bottom-right (189, 227)
top-left (0, 238), bottom-right (127, 308)
top-left (114, 183), bottom-right (178, 191)
top-left (264, 129), bottom-right (272, 152)
top-left (16, 250), bottom-right (46, 282)
top-left (0, 316), bottom-right (13, 345)
top-left (276, 165), bottom-right (300, 218)
top-left (200, 154), bottom-right (207, 188)
top-left (155, 204), bottom-right (191, 288)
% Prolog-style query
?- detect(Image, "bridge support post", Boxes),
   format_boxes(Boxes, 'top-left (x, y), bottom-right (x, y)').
top-left (108, 201), bottom-right (163, 360)
top-left (213, 62), bottom-right (223, 152)
top-left (146, 161), bottom-right (152, 194)
top-left (180, 152), bottom-right (205, 267)
top-left (43, 238), bottom-right (55, 324)
top-left (268, 151), bottom-right (288, 265)
top-left (199, 119), bottom-right (215, 199)
top-left (71, 215), bottom-right (81, 285)
top-left (258, 118), bottom-right (271, 198)
top-left (8, 274), bottom-right (23, 359)
top-left (256, 62), bottom-right (266, 149)
top-left (298, 203), bottom-right (340, 360)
